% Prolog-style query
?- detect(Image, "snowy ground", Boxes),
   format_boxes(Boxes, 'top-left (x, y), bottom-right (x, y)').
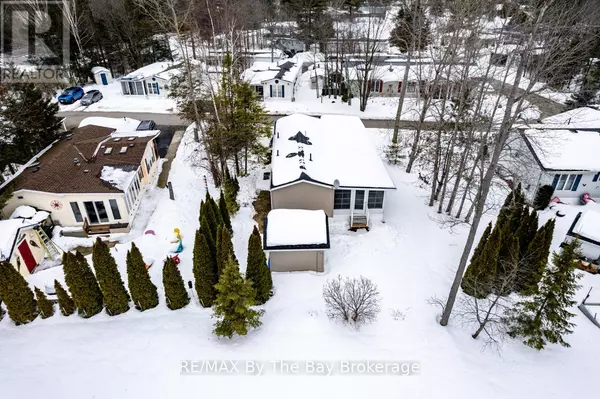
top-left (56, 80), bottom-right (177, 114)
top-left (1, 126), bottom-right (599, 399)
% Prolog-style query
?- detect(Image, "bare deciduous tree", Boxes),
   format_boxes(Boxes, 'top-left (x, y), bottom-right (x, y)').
top-left (323, 275), bottom-right (381, 326)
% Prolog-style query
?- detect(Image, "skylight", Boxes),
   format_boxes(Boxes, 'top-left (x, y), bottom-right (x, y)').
top-left (104, 147), bottom-right (113, 155)
top-left (120, 146), bottom-right (128, 154)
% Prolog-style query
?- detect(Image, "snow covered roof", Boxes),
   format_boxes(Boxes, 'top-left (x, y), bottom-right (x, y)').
top-left (123, 62), bottom-right (180, 81)
top-left (100, 166), bottom-right (137, 191)
top-left (79, 117), bottom-right (141, 132)
top-left (241, 61), bottom-right (301, 85)
top-left (567, 210), bottom-right (600, 246)
top-left (539, 107), bottom-right (600, 130)
top-left (271, 114), bottom-right (395, 189)
top-left (91, 66), bottom-right (109, 74)
top-left (522, 128), bottom-right (600, 171)
top-left (264, 209), bottom-right (330, 250)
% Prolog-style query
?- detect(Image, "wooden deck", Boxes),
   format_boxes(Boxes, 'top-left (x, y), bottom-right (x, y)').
top-left (350, 215), bottom-right (369, 231)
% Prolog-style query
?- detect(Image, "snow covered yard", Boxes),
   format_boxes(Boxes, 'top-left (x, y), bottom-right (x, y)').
top-left (1, 126), bottom-right (599, 399)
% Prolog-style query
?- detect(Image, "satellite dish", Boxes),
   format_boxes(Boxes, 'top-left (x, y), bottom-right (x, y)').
top-left (333, 179), bottom-right (340, 189)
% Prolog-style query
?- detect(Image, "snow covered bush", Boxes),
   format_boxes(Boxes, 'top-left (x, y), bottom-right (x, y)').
top-left (323, 275), bottom-right (381, 326)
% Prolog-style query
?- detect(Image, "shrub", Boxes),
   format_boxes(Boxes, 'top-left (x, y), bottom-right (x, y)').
top-left (323, 275), bottom-right (381, 325)
top-left (62, 251), bottom-right (103, 318)
top-left (0, 261), bottom-right (37, 325)
top-left (163, 257), bottom-right (190, 310)
top-left (534, 185), bottom-right (555, 210)
top-left (126, 243), bottom-right (159, 311)
top-left (54, 280), bottom-right (75, 316)
top-left (35, 287), bottom-right (55, 319)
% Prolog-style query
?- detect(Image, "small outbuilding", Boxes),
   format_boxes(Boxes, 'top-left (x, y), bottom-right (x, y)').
top-left (91, 66), bottom-right (113, 86)
top-left (263, 209), bottom-right (330, 272)
top-left (565, 210), bottom-right (600, 262)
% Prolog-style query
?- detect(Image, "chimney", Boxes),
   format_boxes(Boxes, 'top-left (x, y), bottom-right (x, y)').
top-left (309, 153), bottom-right (312, 161)
top-left (276, 150), bottom-right (279, 156)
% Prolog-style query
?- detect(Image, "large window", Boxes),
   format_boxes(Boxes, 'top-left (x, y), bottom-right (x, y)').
top-left (147, 82), bottom-right (159, 95)
top-left (367, 191), bottom-right (384, 209)
top-left (354, 190), bottom-right (365, 210)
top-left (94, 201), bottom-right (109, 223)
top-left (70, 202), bottom-right (83, 223)
top-left (334, 190), bottom-right (351, 210)
top-left (121, 81), bottom-right (145, 95)
top-left (271, 84), bottom-right (285, 98)
top-left (84, 201), bottom-right (110, 224)
top-left (553, 173), bottom-right (582, 191)
top-left (109, 199), bottom-right (122, 220)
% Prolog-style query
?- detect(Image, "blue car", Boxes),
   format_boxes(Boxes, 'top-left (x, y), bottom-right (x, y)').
top-left (58, 87), bottom-right (84, 104)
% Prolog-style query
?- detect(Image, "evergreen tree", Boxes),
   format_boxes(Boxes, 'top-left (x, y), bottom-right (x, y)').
top-left (220, 226), bottom-right (238, 276)
top-left (63, 251), bottom-right (104, 318)
top-left (92, 238), bottom-right (130, 316)
top-left (534, 185), bottom-right (555, 210)
top-left (0, 261), bottom-right (37, 325)
top-left (515, 207), bottom-right (531, 255)
top-left (213, 257), bottom-right (263, 338)
top-left (564, 90), bottom-right (597, 110)
top-left (34, 287), bottom-right (55, 319)
top-left (126, 243), bottom-right (159, 311)
top-left (246, 226), bottom-right (273, 304)
top-left (508, 240), bottom-right (581, 350)
top-left (201, 215), bottom-right (217, 261)
top-left (494, 233), bottom-right (520, 295)
top-left (219, 192), bottom-right (233, 234)
top-left (461, 222), bottom-right (502, 298)
top-left (54, 279), bottom-right (75, 316)
top-left (192, 230), bottom-right (217, 307)
top-left (389, 4), bottom-right (431, 52)
top-left (202, 199), bottom-right (219, 240)
top-left (208, 193), bottom-right (224, 226)
top-left (461, 223), bottom-right (491, 295)
top-left (216, 224), bottom-right (224, 276)
top-left (162, 257), bottom-right (189, 310)
top-left (518, 219), bottom-right (555, 294)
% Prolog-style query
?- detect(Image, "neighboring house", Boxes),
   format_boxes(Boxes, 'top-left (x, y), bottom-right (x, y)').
top-left (263, 209), bottom-right (330, 272)
top-left (1, 120), bottom-right (161, 235)
top-left (120, 62), bottom-right (182, 97)
top-left (241, 60), bottom-right (302, 101)
top-left (0, 206), bottom-right (60, 277)
top-left (270, 114), bottom-right (396, 229)
top-left (564, 210), bottom-right (600, 262)
top-left (91, 66), bottom-right (113, 86)
top-left (511, 107), bottom-right (600, 201)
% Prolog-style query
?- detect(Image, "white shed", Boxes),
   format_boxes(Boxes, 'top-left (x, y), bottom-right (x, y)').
top-left (91, 66), bottom-right (113, 86)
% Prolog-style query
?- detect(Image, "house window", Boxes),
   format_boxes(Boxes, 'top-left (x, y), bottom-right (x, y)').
top-left (83, 201), bottom-right (99, 224)
top-left (121, 81), bottom-right (130, 95)
top-left (271, 84), bottom-right (285, 98)
top-left (70, 202), bottom-right (83, 223)
top-left (593, 172), bottom-right (599, 182)
top-left (147, 82), bottom-right (159, 95)
top-left (94, 201), bottom-right (110, 223)
top-left (263, 172), bottom-right (271, 180)
top-left (367, 191), bottom-right (384, 209)
top-left (407, 82), bottom-right (417, 93)
top-left (334, 189), bottom-right (351, 209)
top-left (368, 79), bottom-right (382, 93)
top-left (109, 199), bottom-right (121, 220)
top-left (354, 190), bottom-right (365, 210)
top-left (553, 173), bottom-right (582, 191)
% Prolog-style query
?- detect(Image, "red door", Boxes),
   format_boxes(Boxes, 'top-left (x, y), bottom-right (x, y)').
top-left (18, 241), bottom-right (37, 273)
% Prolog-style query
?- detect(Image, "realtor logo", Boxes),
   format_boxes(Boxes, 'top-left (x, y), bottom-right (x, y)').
top-left (0, 0), bottom-right (70, 83)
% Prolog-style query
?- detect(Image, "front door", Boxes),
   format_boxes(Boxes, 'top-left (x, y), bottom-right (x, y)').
top-left (18, 240), bottom-right (37, 273)
top-left (354, 190), bottom-right (366, 215)
top-left (101, 73), bottom-right (108, 85)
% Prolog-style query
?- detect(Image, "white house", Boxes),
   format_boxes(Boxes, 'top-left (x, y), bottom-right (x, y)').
top-left (91, 66), bottom-right (113, 86)
top-left (512, 107), bottom-right (600, 202)
top-left (564, 210), bottom-right (600, 262)
top-left (269, 114), bottom-right (396, 230)
top-left (241, 60), bottom-right (302, 101)
top-left (120, 62), bottom-right (182, 97)
top-left (1, 118), bottom-right (161, 235)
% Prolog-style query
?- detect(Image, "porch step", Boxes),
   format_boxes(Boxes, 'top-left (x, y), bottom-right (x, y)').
top-left (87, 225), bottom-right (111, 235)
top-left (350, 215), bottom-right (369, 229)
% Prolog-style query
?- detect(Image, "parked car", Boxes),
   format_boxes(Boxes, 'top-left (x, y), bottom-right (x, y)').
top-left (57, 87), bottom-right (84, 104)
top-left (136, 120), bottom-right (157, 131)
top-left (80, 90), bottom-right (103, 106)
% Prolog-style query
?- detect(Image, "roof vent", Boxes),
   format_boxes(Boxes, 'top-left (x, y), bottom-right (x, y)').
top-left (114, 138), bottom-right (121, 142)
top-left (286, 152), bottom-right (297, 158)
top-left (104, 147), bottom-right (113, 155)
top-left (73, 157), bottom-right (80, 164)
top-left (83, 169), bottom-right (89, 173)
top-left (128, 137), bottom-right (135, 141)
top-left (129, 143), bottom-right (135, 148)
top-left (120, 146), bottom-right (128, 154)
top-left (309, 153), bottom-right (312, 161)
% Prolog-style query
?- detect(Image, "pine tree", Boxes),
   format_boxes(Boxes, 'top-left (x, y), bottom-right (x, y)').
top-left (518, 219), bottom-right (555, 294)
top-left (201, 215), bottom-right (217, 261)
top-left (163, 257), bottom-right (190, 310)
top-left (63, 251), bottom-right (104, 318)
top-left (126, 243), bottom-right (159, 311)
top-left (192, 229), bottom-right (217, 307)
top-left (219, 193), bottom-right (233, 234)
top-left (246, 226), bottom-right (273, 304)
top-left (508, 240), bottom-right (581, 350)
top-left (209, 195), bottom-right (224, 227)
top-left (515, 207), bottom-right (532, 259)
top-left (219, 225), bottom-right (238, 276)
top-left (0, 261), bottom-right (37, 325)
top-left (461, 222), bottom-right (502, 298)
top-left (34, 287), bottom-right (55, 319)
top-left (54, 279), bottom-right (75, 316)
top-left (534, 185), bottom-right (555, 210)
top-left (216, 224), bottom-right (224, 276)
top-left (494, 233), bottom-right (520, 295)
top-left (202, 201), bottom-right (219, 241)
top-left (389, 4), bottom-right (431, 52)
top-left (92, 238), bottom-right (130, 316)
top-left (213, 257), bottom-right (263, 338)
top-left (461, 222), bottom-right (491, 295)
